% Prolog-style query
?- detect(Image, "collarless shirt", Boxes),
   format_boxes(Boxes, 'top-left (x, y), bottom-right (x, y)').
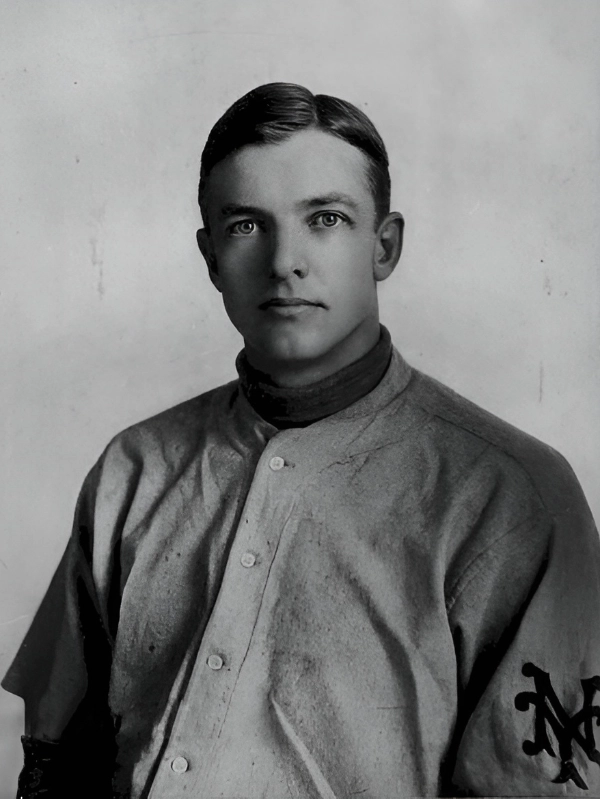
top-left (4, 349), bottom-right (600, 797)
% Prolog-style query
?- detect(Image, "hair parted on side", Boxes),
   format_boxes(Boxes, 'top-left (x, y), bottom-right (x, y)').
top-left (198, 82), bottom-right (391, 229)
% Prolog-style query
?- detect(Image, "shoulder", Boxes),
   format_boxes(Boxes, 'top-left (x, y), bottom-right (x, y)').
top-left (94, 379), bottom-right (239, 478)
top-left (401, 366), bottom-right (589, 523)
top-left (398, 367), bottom-right (598, 618)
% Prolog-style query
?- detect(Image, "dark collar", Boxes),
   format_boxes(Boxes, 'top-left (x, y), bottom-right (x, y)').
top-left (236, 326), bottom-right (393, 428)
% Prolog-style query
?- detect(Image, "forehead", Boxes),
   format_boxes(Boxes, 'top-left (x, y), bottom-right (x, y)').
top-left (205, 128), bottom-right (374, 216)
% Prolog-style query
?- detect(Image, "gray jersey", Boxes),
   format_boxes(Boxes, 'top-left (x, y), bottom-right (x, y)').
top-left (4, 349), bottom-right (600, 796)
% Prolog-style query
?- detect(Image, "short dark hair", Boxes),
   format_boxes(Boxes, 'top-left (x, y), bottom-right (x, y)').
top-left (198, 82), bottom-right (391, 229)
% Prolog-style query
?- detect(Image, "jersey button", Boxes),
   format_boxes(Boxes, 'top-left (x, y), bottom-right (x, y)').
top-left (207, 654), bottom-right (223, 670)
top-left (241, 552), bottom-right (256, 568)
top-left (269, 456), bottom-right (285, 471)
top-left (171, 755), bottom-right (189, 773)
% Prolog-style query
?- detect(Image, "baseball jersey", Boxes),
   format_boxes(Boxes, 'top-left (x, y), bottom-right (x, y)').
top-left (4, 348), bottom-right (600, 797)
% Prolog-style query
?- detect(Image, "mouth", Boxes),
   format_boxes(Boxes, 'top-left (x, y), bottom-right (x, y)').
top-left (258, 298), bottom-right (325, 310)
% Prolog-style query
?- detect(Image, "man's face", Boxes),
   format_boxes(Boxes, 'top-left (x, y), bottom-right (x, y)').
top-left (199, 128), bottom-right (396, 378)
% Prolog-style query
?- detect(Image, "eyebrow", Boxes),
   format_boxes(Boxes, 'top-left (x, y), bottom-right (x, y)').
top-left (219, 204), bottom-right (264, 219)
top-left (296, 193), bottom-right (360, 212)
top-left (219, 193), bottom-right (360, 219)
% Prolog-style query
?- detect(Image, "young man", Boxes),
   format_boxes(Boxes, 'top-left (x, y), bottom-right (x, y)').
top-left (5, 83), bottom-right (600, 798)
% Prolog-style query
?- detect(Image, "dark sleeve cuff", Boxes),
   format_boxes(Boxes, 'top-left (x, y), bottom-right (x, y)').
top-left (17, 736), bottom-right (62, 798)
top-left (16, 734), bottom-right (116, 798)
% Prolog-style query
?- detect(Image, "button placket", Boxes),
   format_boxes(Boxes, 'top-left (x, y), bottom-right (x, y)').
top-left (149, 438), bottom-right (299, 795)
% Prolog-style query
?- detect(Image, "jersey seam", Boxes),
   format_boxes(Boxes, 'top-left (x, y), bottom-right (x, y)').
top-left (407, 376), bottom-right (561, 525)
top-left (445, 508), bottom-right (549, 613)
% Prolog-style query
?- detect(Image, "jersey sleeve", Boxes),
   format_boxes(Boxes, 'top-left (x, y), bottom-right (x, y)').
top-left (1, 462), bottom-right (117, 793)
top-left (446, 455), bottom-right (600, 796)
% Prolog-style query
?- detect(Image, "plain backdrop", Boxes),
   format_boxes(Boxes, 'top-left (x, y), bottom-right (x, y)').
top-left (1, 0), bottom-right (599, 793)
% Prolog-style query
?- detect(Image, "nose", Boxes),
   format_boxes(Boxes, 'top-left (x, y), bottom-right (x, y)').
top-left (268, 228), bottom-right (308, 280)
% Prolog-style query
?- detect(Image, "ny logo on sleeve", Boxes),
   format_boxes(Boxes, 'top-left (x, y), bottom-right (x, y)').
top-left (515, 662), bottom-right (600, 790)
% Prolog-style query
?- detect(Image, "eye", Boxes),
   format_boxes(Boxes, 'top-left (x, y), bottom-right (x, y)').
top-left (229, 220), bottom-right (257, 236)
top-left (311, 212), bottom-right (345, 229)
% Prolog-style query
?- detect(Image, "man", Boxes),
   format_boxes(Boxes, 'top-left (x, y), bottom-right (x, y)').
top-left (4, 83), bottom-right (600, 798)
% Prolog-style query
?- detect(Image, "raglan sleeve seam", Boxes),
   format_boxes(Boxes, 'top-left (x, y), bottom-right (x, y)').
top-left (445, 506), bottom-right (552, 614)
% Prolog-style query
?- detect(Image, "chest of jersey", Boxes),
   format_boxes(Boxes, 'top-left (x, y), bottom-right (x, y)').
top-left (109, 407), bottom-right (470, 797)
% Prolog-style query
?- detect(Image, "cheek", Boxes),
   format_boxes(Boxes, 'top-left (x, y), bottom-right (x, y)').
top-left (327, 238), bottom-right (375, 295)
top-left (216, 248), bottom-right (263, 297)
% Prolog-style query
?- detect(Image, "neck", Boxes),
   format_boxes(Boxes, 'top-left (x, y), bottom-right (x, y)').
top-left (244, 317), bottom-right (381, 388)
top-left (237, 325), bottom-right (393, 428)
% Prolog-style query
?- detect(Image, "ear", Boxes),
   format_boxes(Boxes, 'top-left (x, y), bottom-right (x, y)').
top-left (196, 228), bottom-right (222, 292)
top-left (373, 212), bottom-right (404, 282)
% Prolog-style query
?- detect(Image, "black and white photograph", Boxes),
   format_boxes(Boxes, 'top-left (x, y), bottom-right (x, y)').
top-left (1, 2), bottom-right (599, 797)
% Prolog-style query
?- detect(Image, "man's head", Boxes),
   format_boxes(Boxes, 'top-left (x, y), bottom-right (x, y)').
top-left (197, 83), bottom-right (403, 386)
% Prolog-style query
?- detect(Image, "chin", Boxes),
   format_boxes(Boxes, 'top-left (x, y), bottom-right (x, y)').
top-left (253, 326), bottom-right (336, 366)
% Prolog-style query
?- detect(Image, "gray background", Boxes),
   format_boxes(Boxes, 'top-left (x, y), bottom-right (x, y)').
top-left (1, 0), bottom-right (599, 793)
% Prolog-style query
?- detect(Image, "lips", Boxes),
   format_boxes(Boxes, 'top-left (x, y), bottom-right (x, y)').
top-left (258, 298), bottom-right (325, 310)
